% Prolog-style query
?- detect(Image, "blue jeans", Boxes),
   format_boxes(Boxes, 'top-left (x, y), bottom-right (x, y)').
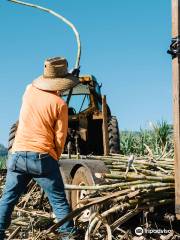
top-left (0, 151), bottom-right (74, 240)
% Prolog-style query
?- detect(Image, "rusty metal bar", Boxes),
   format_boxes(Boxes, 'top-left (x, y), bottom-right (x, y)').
top-left (102, 95), bottom-right (110, 156)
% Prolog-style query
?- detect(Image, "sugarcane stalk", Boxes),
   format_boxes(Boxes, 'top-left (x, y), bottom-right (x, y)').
top-left (111, 208), bottom-right (141, 231)
top-left (111, 161), bottom-right (174, 169)
top-left (113, 190), bottom-right (140, 203)
top-left (85, 202), bottom-right (133, 240)
top-left (131, 182), bottom-right (174, 191)
top-left (9, 0), bottom-right (81, 69)
top-left (139, 193), bottom-right (175, 203)
top-left (155, 186), bottom-right (174, 192)
top-left (136, 168), bottom-right (168, 176)
top-left (65, 180), bottom-right (150, 190)
top-left (7, 226), bottom-right (21, 240)
top-left (101, 173), bottom-right (174, 183)
top-left (79, 189), bottom-right (132, 204)
top-left (141, 198), bottom-right (174, 207)
top-left (14, 206), bottom-right (52, 218)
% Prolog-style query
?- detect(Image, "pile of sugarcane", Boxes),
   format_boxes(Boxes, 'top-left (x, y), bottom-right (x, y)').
top-left (62, 154), bottom-right (176, 239)
top-left (0, 154), bottom-right (179, 240)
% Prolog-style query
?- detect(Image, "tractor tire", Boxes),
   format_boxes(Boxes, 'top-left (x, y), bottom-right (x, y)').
top-left (8, 121), bottom-right (18, 153)
top-left (71, 166), bottom-right (95, 222)
top-left (108, 116), bottom-right (120, 154)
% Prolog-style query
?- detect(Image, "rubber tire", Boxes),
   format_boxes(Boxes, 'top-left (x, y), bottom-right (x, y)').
top-left (71, 167), bottom-right (95, 222)
top-left (8, 121), bottom-right (18, 153)
top-left (108, 116), bottom-right (120, 154)
top-left (71, 166), bottom-right (94, 209)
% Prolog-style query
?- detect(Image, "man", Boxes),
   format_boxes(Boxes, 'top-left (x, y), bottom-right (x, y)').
top-left (0, 57), bottom-right (79, 240)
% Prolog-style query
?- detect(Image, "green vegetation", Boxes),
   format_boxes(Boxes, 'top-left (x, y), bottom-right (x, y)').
top-left (0, 144), bottom-right (7, 169)
top-left (120, 120), bottom-right (174, 158)
top-left (0, 156), bottom-right (6, 169)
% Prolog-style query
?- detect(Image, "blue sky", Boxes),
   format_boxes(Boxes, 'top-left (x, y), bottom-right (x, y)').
top-left (0, 0), bottom-right (172, 146)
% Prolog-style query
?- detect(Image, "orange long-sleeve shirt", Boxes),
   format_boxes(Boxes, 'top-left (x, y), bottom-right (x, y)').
top-left (12, 84), bottom-right (68, 160)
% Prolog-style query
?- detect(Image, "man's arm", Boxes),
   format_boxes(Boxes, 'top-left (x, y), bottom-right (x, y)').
top-left (54, 103), bottom-right (68, 159)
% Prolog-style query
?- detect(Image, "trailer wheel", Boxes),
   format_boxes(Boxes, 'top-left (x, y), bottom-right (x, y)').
top-left (108, 116), bottom-right (120, 154)
top-left (71, 166), bottom-right (95, 222)
top-left (8, 121), bottom-right (18, 153)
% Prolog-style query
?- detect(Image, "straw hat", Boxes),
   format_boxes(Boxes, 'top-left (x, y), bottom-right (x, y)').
top-left (33, 57), bottom-right (79, 92)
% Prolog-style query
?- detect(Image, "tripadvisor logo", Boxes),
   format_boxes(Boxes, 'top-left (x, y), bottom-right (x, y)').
top-left (135, 227), bottom-right (172, 236)
top-left (135, 227), bottom-right (143, 236)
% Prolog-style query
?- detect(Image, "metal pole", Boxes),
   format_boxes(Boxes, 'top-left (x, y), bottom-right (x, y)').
top-left (102, 95), bottom-right (110, 156)
top-left (171, 0), bottom-right (180, 219)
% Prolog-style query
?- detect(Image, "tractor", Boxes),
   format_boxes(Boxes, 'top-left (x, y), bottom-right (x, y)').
top-left (62, 74), bottom-right (120, 156)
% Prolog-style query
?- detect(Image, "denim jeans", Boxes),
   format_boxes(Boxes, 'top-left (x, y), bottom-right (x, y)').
top-left (0, 151), bottom-right (74, 240)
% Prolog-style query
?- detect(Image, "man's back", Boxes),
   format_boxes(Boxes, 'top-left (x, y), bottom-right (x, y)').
top-left (12, 84), bottom-right (68, 160)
